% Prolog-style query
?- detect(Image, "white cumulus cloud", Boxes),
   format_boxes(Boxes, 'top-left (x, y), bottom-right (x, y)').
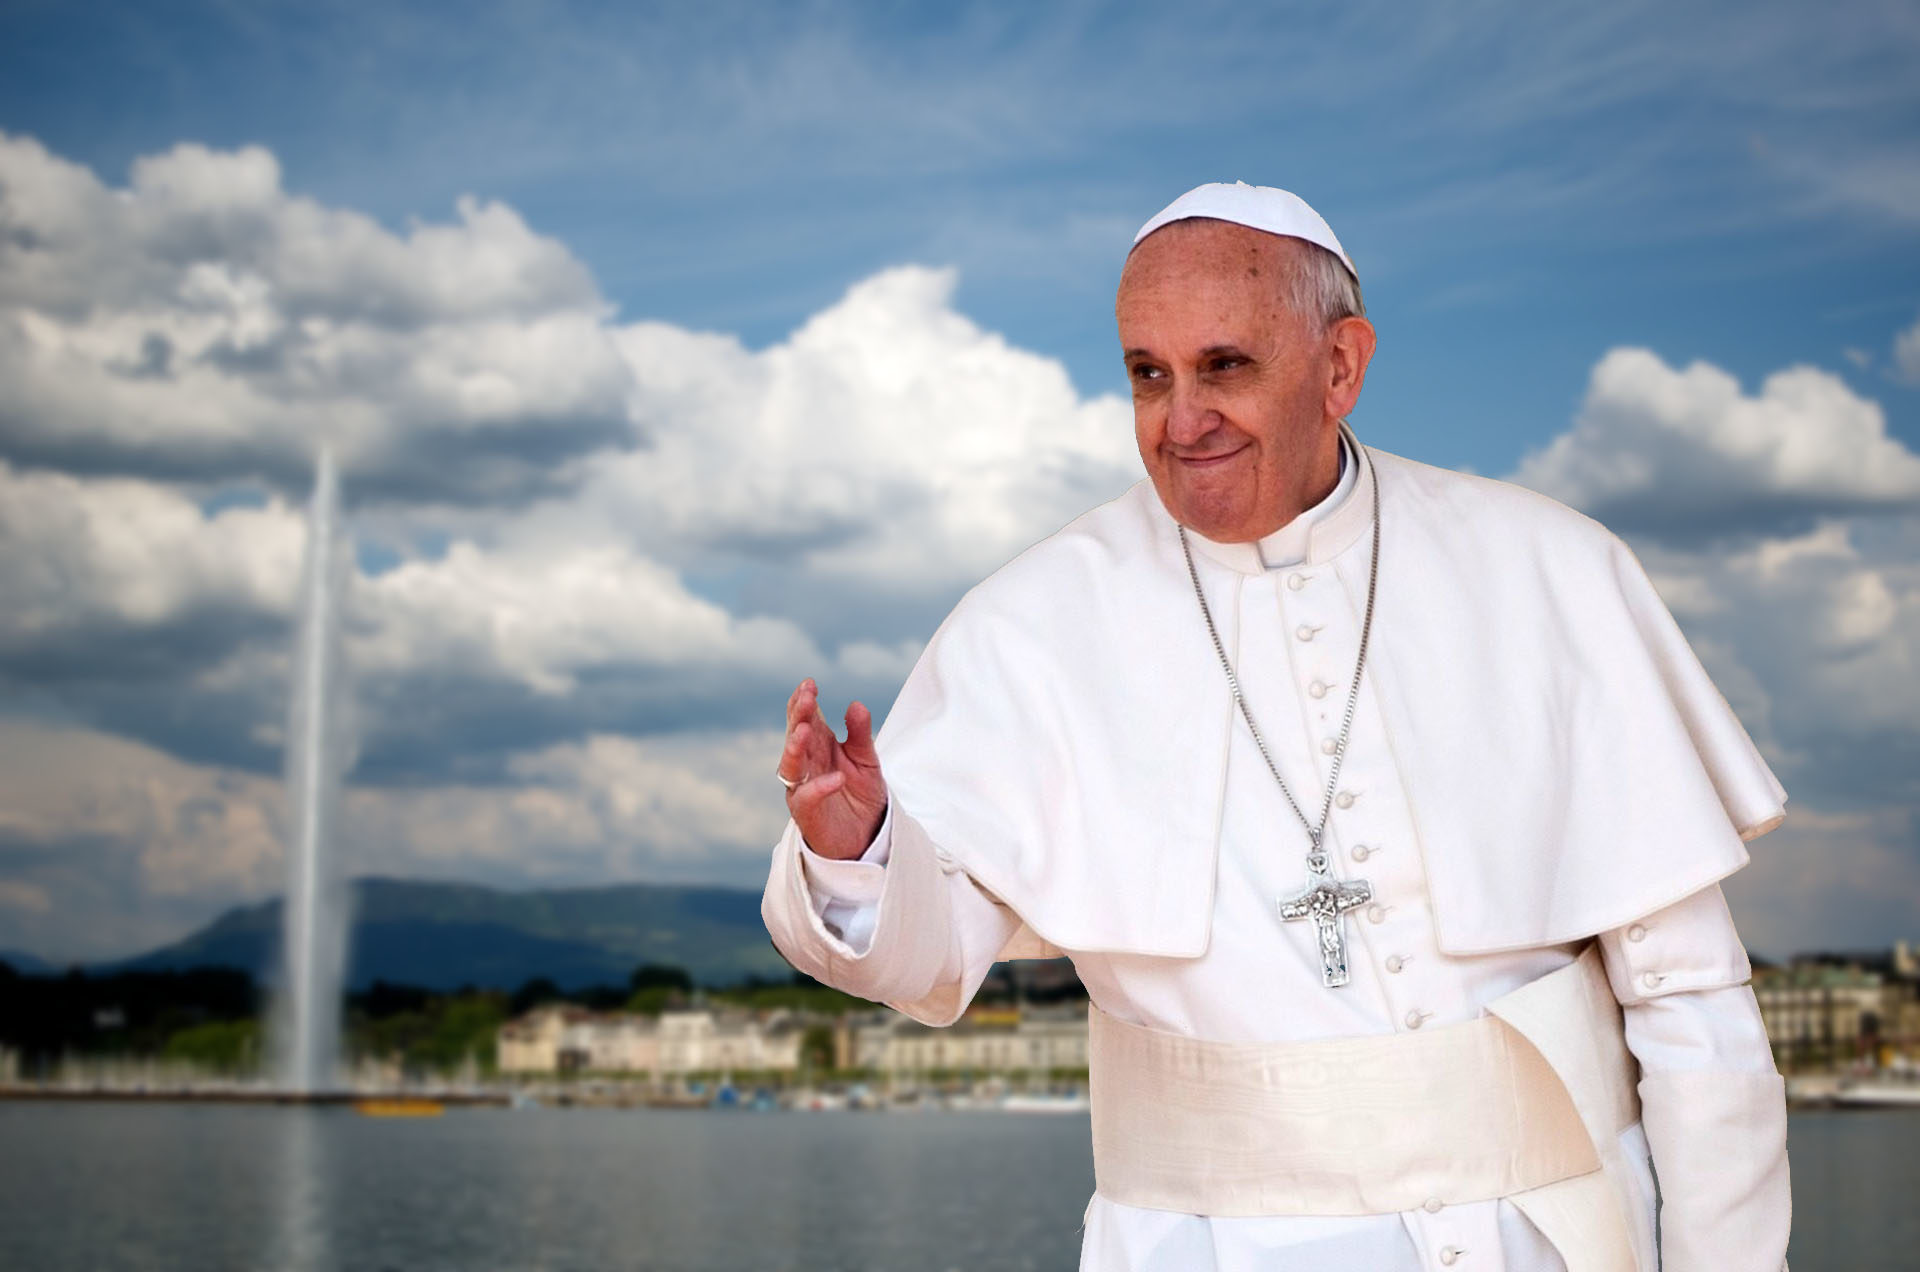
top-left (0, 132), bottom-right (631, 503)
top-left (1510, 347), bottom-right (1920, 538)
top-left (600, 265), bottom-right (1141, 590)
top-left (0, 461), bottom-right (301, 641)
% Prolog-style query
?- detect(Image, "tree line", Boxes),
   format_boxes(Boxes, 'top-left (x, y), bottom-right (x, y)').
top-left (0, 959), bottom-right (882, 1076)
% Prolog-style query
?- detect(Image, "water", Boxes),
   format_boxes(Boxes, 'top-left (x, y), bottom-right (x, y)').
top-left (277, 447), bottom-right (350, 1094)
top-left (0, 1104), bottom-right (1909, 1271)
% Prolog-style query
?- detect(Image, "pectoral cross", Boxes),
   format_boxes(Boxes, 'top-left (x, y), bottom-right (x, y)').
top-left (1278, 842), bottom-right (1373, 988)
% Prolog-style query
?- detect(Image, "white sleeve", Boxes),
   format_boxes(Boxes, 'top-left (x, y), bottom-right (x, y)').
top-left (761, 799), bottom-right (1025, 1027)
top-left (799, 800), bottom-right (895, 956)
top-left (1601, 885), bottom-right (1791, 1272)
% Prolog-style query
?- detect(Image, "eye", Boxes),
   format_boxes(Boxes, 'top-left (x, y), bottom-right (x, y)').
top-left (1207, 355), bottom-right (1248, 373)
top-left (1128, 363), bottom-right (1165, 381)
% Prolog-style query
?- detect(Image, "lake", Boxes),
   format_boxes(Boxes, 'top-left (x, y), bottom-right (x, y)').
top-left (0, 1103), bottom-right (1910, 1270)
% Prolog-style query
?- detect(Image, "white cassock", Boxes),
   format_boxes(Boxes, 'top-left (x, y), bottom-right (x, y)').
top-left (761, 423), bottom-right (1792, 1272)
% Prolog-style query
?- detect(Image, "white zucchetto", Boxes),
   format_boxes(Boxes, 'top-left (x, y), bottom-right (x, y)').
top-left (1133, 181), bottom-right (1357, 281)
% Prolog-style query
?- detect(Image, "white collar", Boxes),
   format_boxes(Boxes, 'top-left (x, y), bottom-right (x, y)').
top-left (1183, 419), bottom-right (1375, 575)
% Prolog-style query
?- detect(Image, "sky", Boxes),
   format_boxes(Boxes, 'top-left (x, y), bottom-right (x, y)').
top-left (0, 0), bottom-right (1917, 965)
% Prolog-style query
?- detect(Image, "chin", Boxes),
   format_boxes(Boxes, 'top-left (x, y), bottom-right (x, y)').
top-left (1168, 488), bottom-right (1258, 542)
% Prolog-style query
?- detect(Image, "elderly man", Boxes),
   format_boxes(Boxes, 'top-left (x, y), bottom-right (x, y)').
top-left (761, 183), bottom-right (1791, 1272)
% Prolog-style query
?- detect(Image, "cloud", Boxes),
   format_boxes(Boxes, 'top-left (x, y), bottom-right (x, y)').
top-left (0, 136), bottom-right (1144, 786)
top-left (0, 460), bottom-right (300, 643)
top-left (1509, 347), bottom-right (1920, 540)
top-left (1630, 521), bottom-right (1920, 795)
top-left (0, 460), bottom-right (835, 774)
top-left (1651, 529), bottom-right (1920, 957)
top-left (0, 132), bottom-right (632, 504)
top-left (1894, 314), bottom-right (1920, 385)
top-left (0, 718), bottom-right (792, 962)
top-left (355, 544), bottom-right (819, 696)
top-left (598, 266), bottom-right (1140, 588)
top-left (1511, 348), bottom-right (1920, 800)
top-left (0, 719), bottom-right (289, 960)
top-left (1723, 803), bottom-right (1920, 960)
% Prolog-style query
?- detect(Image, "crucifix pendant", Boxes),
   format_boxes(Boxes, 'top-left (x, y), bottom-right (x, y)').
top-left (1278, 843), bottom-right (1373, 988)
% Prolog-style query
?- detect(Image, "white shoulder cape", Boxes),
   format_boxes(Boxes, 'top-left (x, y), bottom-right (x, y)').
top-left (872, 438), bottom-right (1786, 958)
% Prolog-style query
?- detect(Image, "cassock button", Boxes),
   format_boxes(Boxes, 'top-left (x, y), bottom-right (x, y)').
top-left (1423, 1198), bottom-right (1445, 1214)
top-left (1334, 790), bottom-right (1355, 808)
top-left (1627, 924), bottom-right (1648, 942)
top-left (1320, 738), bottom-right (1340, 755)
top-left (1350, 844), bottom-right (1370, 862)
top-left (1308, 680), bottom-right (1330, 699)
top-left (1642, 971), bottom-right (1665, 991)
top-left (1367, 903), bottom-right (1387, 924)
top-left (1287, 572), bottom-right (1308, 591)
top-left (1439, 1247), bottom-right (1464, 1266)
top-left (1404, 1009), bottom-right (1428, 1030)
top-left (1384, 955), bottom-right (1405, 974)
top-left (1296, 624), bottom-right (1318, 642)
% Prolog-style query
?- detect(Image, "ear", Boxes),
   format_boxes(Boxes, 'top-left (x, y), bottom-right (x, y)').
top-left (1325, 316), bottom-right (1377, 420)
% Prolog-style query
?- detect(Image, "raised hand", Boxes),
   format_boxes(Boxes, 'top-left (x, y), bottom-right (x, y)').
top-left (779, 678), bottom-right (889, 860)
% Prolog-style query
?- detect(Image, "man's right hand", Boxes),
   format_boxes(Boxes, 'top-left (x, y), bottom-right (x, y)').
top-left (779, 678), bottom-right (889, 860)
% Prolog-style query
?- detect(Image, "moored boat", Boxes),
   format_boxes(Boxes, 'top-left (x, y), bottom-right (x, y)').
top-left (353, 1097), bottom-right (446, 1117)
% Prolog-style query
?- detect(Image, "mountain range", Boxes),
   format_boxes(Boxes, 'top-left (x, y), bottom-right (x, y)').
top-left (21, 877), bottom-right (796, 991)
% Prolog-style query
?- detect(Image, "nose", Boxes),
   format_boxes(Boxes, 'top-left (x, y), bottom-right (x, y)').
top-left (1166, 375), bottom-right (1215, 447)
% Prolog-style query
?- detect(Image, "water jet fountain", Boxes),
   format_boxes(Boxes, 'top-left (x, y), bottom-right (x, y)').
top-left (275, 446), bottom-right (351, 1094)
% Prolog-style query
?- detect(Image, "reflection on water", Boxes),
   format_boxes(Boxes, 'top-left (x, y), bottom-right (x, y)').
top-left (269, 1109), bottom-right (331, 1272)
top-left (0, 1103), bottom-right (1910, 1271)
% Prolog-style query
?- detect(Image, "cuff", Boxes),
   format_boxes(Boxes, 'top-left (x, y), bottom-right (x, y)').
top-left (1600, 883), bottom-right (1752, 1005)
top-left (799, 799), bottom-right (894, 908)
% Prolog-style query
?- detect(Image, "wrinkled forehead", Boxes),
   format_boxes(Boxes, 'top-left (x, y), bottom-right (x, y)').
top-left (1117, 218), bottom-right (1302, 305)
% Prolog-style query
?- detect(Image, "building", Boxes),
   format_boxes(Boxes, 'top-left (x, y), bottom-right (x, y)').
top-left (497, 1006), bottom-right (584, 1074)
top-left (495, 1006), bottom-right (802, 1076)
top-left (1752, 947), bottom-right (1920, 1072)
top-left (657, 1009), bottom-right (801, 1073)
top-left (851, 1004), bottom-right (1090, 1075)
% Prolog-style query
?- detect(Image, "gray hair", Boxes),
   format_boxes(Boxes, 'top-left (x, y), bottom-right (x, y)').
top-left (1285, 238), bottom-right (1366, 332)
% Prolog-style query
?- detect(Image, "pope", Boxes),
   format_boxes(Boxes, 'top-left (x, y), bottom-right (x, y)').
top-left (762, 182), bottom-right (1792, 1272)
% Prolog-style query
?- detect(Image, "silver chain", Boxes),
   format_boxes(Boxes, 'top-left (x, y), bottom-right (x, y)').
top-left (1177, 448), bottom-right (1381, 871)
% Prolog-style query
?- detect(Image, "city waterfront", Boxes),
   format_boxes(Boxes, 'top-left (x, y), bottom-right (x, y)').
top-left (0, 1102), bottom-right (1911, 1271)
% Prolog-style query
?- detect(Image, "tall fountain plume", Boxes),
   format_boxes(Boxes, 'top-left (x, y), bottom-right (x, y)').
top-left (276, 446), bottom-right (351, 1093)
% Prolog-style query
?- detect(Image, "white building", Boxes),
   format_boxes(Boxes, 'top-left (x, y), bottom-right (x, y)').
top-left (852, 1005), bottom-right (1089, 1075)
top-left (1755, 963), bottom-right (1893, 1069)
top-left (497, 1006), bottom-right (582, 1074)
top-left (496, 1006), bottom-right (801, 1076)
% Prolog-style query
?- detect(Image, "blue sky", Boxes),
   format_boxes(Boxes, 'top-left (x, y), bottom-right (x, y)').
top-left (1, 0), bottom-right (1917, 963)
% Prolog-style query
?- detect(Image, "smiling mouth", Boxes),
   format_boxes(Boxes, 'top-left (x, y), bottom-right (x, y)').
top-left (1174, 445), bottom-right (1249, 469)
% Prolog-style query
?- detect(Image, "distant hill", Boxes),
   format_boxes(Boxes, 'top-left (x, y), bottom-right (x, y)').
top-left (109, 876), bottom-right (792, 991)
top-left (0, 949), bottom-right (53, 975)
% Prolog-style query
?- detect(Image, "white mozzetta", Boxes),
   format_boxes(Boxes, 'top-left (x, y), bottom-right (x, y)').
top-left (857, 423), bottom-right (1783, 959)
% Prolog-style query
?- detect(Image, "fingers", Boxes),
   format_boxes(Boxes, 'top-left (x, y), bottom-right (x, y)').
top-left (782, 722), bottom-right (847, 813)
top-left (788, 769), bottom-right (847, 810)
top-left (779, 678), bottom-right (840, 789)
top-left (842, 700), bottom-right (880, 769)
top-left (777, 717), bottom-right (810, 787)
top-left (784, 677), bottom-right (817, 734)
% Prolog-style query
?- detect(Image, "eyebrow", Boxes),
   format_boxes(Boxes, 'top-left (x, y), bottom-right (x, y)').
top-left (1122, 343), bottom-right (1254, 364)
